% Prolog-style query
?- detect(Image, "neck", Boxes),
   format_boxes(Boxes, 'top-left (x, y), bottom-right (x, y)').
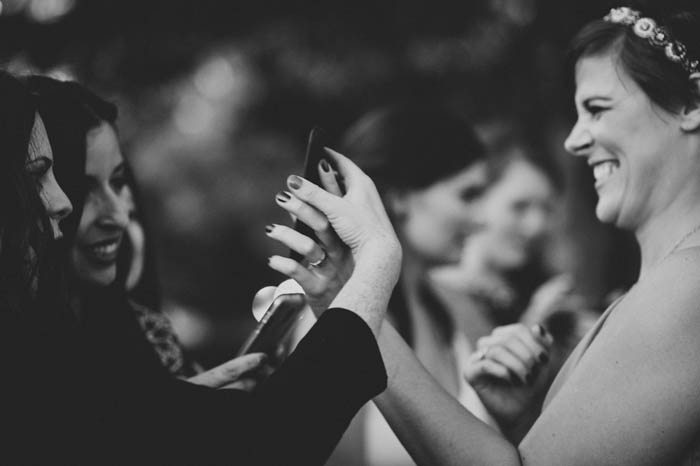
top-left (401, 249), bottom-right (427, 299)
top-left (635, 197), bottom-right (700, 280)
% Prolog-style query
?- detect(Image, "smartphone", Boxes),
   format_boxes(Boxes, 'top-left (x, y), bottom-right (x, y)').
top-left (237, 293), bottom-right (307, 363)
top-left (289, 127), bottom-right (338, 261)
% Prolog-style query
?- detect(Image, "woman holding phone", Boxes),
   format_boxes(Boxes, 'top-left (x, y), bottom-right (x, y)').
top-left (1, 70), bottom-right (397, 465)
top-left (29, 76), bottom-right (287, 388)
top-left (268, 1), bottom-right (700, 463)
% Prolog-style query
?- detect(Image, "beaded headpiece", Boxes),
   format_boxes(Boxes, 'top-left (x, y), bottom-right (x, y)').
top-left (603, 7), bottom-right (699, 75)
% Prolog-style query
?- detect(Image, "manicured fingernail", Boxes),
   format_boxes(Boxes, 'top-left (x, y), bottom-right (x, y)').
top-left (276, 191), bottom-right (291, 203)
top-left (320, 159), bottom-right (330, 172)
top-left (267, 256), bottom-right (273, 266)
top-left (265, 224), bottom-right (275, 234)
top-left (534, 324), bottom-right (546, 337)
top-left (288, 175), bottom-right (303, 190)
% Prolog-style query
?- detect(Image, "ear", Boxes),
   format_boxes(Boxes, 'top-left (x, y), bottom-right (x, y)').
top-left (680, 72), bottom-right (700, 132)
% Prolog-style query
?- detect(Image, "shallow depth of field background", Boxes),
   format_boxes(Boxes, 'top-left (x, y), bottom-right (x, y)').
top-left (1, 0), bottom-right (639, 365)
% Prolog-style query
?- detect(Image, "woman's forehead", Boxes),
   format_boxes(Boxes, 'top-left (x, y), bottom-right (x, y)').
top-left (574, 53), bottom-right (638, 101)
top-left (27, 113), bottom-right (52, 160)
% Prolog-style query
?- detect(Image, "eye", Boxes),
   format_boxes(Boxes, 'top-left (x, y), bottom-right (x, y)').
top-left (460, 185), bottom-right (486, 202)
top-left (584, 102), bottom-right (608, 119)
top-left (512, 200), bottom-right (529, 214)
top-left (110, 174), bottom-right (128, 192)
top-left (25, 158), bottom-right (51, 182)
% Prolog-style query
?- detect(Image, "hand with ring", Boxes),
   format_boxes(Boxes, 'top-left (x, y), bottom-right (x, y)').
top-left (265, 156), bottom-right (354, 316)
top-left (266, 149), bottom-right (401, 336)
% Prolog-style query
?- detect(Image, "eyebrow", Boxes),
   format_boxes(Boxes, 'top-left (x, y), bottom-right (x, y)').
top-left (581, 96), bottom-right (613, 104)
top-left (83, 162), bottom-right (127, 182)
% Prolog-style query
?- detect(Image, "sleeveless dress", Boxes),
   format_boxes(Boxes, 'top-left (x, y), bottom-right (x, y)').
top-left (542, 297), bottom-right (700, 466)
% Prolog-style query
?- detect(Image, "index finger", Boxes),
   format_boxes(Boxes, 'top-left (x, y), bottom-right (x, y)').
top-left (188, 353), bottom-right (268, 388)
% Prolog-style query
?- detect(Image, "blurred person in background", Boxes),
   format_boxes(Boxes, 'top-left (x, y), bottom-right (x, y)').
top-left (430, 132), bottom-right (599, 440)
top-left (431, 133), bottom-right (566, 327)
top-left (431, 131), bottom-right (599, 442)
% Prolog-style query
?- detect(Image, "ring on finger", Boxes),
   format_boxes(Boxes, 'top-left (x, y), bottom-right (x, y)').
top-left (308, 250), bottom-right (327, 268)
top-left (476, 348), bottom-right (489, 361)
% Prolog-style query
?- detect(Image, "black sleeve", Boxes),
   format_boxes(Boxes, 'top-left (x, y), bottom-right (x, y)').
top-left (0, 306), bottom-right (385, 465)
top-left (150, 307), bottom-right (387, 466)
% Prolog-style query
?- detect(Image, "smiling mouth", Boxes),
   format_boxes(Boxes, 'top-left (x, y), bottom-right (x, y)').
top-left (591, 160), bottom-right (620, 186)
top-left (83, 236), bottom-right (122, 265)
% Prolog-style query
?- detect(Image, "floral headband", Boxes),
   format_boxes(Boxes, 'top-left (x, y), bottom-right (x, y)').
top-left (604, 7), bottom-right (699, 75)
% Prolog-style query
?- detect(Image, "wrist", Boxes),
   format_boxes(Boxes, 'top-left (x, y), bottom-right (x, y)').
top-left (330, 267), bottom-right (396, 336)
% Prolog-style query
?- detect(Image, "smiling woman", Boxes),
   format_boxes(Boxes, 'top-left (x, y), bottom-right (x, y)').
top-left (262, 2), bottom-right (700, 465)
top-left (71, 122), bottom-right (129, 285)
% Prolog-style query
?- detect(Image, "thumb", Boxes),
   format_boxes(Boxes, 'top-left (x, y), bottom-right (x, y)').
top-left (188, 353), bottom-right (267, 388)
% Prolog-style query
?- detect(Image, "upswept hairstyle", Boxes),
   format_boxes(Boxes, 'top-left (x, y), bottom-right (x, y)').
top-left (570, 1), bottom-right (700, 113)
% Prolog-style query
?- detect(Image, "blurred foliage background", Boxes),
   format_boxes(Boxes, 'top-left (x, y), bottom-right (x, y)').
top-left (1, 0), bottom-right (639, 365)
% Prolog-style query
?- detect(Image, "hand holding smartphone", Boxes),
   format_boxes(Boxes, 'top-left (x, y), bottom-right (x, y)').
top-left (237, 293), bottom-right (307, 364)
top-left (289, 126), bottom-right (342, 261)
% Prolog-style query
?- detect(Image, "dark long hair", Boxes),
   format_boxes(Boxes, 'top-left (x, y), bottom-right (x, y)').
top-left (28, 77), bottom-right (162, 310)
top-left (340, 101), bottom-right (487, 345)
top-left (0, 72), bottom-right (54, 314)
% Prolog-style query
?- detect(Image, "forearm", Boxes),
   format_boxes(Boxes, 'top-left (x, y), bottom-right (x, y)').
top-left (375, 323), bottom-right (522, 466)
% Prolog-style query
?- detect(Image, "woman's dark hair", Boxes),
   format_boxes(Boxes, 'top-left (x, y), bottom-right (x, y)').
top-left (570, 1), bottom-right (700, 113)
top-left (340, 101), bottom-right (487, 345)
top-left (487, 133), bottom-right (563, 194)
top-left (0, 72), bottom-right (53, 313)
top-left (27, 77), bottom-right (161, 308)
top-left (26, 76), bottom-right (118, 242)
top-left (340, 101), bottom-right (487, 197)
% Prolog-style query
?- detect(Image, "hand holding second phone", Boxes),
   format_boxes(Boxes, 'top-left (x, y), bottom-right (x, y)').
top-left (187, 352), bottom-right (270, 390)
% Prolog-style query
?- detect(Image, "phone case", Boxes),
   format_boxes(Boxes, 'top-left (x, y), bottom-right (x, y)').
top-left (236, 293), bottom-right (307, 361)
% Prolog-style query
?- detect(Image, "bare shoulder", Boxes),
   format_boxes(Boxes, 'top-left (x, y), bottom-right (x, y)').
top-left (618, 246), bottom-right (700, 340)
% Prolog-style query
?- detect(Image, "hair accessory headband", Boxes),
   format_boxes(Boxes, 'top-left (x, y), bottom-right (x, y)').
top-left (604, 7), bottom-right (699, 75)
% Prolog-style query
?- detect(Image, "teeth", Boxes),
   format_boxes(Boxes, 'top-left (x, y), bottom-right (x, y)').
top-left (92, 240), bottom-right (118, 256)
top-left (593, 161), bottom-right (617, 183)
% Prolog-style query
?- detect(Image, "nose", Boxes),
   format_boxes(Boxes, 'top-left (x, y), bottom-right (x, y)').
top-left (97, 189), bottom-right (130, 230)
top-left (564, 119), bottom-right (594, 156)
top-left (43, 176), bottom-right (73, 223)
top-left (464, 199), bottom-right (487, 233)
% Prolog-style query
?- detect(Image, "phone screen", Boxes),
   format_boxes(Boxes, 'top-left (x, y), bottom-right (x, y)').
top-left (237, 293), bottom-right (307, 362)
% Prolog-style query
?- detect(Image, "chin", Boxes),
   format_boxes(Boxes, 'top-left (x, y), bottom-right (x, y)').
top-left (595, 200), bottom-right (630, 229)
top-left (79, 267), bottom-right (117, 287)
